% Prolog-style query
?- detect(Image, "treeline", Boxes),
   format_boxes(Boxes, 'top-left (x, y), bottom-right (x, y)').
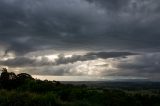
top-left (0, 68), bottom-right (33, 89)
top-left (0, 68), bottom-right (60, 91)
top-left (0, 68), bottom-right (160, 106)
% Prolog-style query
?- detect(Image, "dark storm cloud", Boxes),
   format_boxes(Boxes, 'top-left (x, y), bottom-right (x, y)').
top-left (0, 0), bottom-right (160, 55)
top-left (55, 52), bottom-right (137, 65)
top-left (89, 0), bottom-right (160, 50)
top-left (0, 51), bottom-right (136, 67)
top-left (0, 0), bottom-right (104, 55)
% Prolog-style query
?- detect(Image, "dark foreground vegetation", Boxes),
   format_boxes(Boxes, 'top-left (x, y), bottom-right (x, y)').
top-left (0, 68), bottom-right (160, 106)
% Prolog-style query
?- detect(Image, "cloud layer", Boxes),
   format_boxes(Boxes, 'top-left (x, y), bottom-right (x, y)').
top-left (0, 0), bottom-right (160, 80)
top-left (0, 52), bottom-right (136, 67)
top-left (0, 0), bottom-right (160, 55)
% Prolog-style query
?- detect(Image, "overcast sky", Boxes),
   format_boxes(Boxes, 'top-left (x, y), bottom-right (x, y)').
top-left (0, 0), bottom-right (160, 81)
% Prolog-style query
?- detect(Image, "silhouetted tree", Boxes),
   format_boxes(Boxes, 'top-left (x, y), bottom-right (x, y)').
top-left (16, 73), bottom-right (33, 86)
top-left (0, 68), bottom-right (17, 81)
top-left (0, 68), bottom-right (9, 81)
top-left (16, 73), bottom-right (32, 80)
top-left (0, 68), bottom-right (34, 89)
top-left (0, 68), bottom-right (10, 89)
